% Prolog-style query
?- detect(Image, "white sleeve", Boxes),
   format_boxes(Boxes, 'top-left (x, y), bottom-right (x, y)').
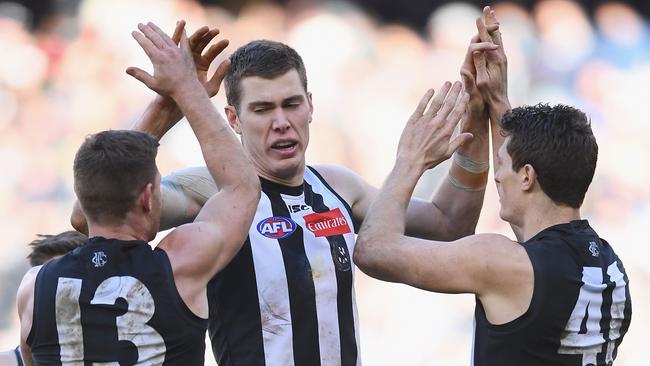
top-left (160, 166), bottom-right (219, 230)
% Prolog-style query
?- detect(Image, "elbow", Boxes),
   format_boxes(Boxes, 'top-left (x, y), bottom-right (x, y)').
top-left (70, 205), bottom-right (88, 235)
top-left (353, 231), bottom-right (385, 273)
top-left (447, 219), bottom-right (476, 240)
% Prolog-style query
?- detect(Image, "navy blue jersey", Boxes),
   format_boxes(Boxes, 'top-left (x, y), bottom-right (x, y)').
top-left (473, 220), bottom-right (632, 366)
top-left (27, 236), bottom-right (207, 365)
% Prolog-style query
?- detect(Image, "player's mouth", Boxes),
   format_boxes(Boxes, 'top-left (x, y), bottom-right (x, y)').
top-left (271, 140), bottom-right (299, 157)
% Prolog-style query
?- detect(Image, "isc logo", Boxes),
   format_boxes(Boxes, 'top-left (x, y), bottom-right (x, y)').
top-left (257, 216), bottom-right (297, 239)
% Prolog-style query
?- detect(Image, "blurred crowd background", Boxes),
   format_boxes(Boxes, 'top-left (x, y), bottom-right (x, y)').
top-left (0, 0), bottom-right (647, 364)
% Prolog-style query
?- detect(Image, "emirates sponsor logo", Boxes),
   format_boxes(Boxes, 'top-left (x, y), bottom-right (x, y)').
top-left (303, 208), bottom-right (351, 237)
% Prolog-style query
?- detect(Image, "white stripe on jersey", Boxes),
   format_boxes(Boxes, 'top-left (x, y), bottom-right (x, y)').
top-left (251, 193), bottom-right (295, 366)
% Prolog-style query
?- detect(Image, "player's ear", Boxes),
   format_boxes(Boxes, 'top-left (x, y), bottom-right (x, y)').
top-left (307, 92), bottom-right (313, 123)
top-left (225, 105), bottom-right (242, 134)
top-left (521, 164), bottom-right (537, 192)
top-left (140, 183), bottom-right (154, 212)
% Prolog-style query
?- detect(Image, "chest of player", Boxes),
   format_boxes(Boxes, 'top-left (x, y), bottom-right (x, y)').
top-left (250, 191), bottom-right (355, 276)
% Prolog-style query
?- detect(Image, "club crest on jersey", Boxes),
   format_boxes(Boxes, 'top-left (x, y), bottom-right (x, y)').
top-left (303, 208), bottom-right (352, 237)
top-left (92, 251), bottom-right (107, 268)
top-left (257, 216), bottom-right (297, 239)
top-left (588, 241), bottom-right (599, 257)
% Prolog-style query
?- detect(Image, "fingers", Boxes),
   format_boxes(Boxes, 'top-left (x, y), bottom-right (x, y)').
top-left (189, 26), bottom-right (210, 50)
top-left (206, 59), bottom-right (231, 94)
top-left (171, 20), bottom-right (186, 45)
top-left (475, 17), bottom-right (492, 44)
top-left (432, 81), bottom-right (462, 120)
top-left (195, 28), bottom-right (221, 54)
top-left (147, 22), bottom-right (176, 47)
top-left (468, 42), bottom-right (498, 53)
top-left (204, 39), bottom-right (229, 64)
top-left (132, 30), bottom-right (158, 59)
top-left (138, 23), bottom-right (167, 49)
top-left (410, 88), bottom-right (435, 121)
top-left (484, 6), bottom-right (503, 47)
top-left (424, 81), bottom-right (452, 118)
top-left (443, 93), bottom-right (469, 134)
top-left (126, 67), bottom-right (156, 89)
top-left (473, 50), bottom-right (488, 87)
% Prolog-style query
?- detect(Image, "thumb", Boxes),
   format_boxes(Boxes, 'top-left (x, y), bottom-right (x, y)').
top-left (447, 132), bottom-right (474, 156)
top-left (126, 67), bottom-right (156, 90)
top-left (460, 69), bottom-right (476, 93)
top-left (179, 29), bottom-right (190, 51)
top-left (171, 20), bottom-right (186, 45)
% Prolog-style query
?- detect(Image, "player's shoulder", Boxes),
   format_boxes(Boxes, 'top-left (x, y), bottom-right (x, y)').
top-left (309, 164), bottom-right (367, 190)
top-left (309, 164), bottom-right (369, 204)
top-left (466, 233), bottom-right (523, 253)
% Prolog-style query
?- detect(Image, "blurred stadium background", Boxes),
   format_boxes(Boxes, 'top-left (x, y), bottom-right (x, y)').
top-left (0, 0), bottom-right (647, 364)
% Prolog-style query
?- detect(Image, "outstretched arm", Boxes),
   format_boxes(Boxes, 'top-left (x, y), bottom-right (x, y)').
top-left (353, 88), bottom-right (532, 322)
top-left (403, 34), bottom-right (499, 241)
top-left (128, 22), bottom-right (260, 316)
top-left (346, 54), bottom-right (496, 241)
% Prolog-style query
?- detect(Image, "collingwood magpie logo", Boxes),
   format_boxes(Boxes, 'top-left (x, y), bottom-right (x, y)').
top-left (92, 251), bottom-right (107, 267)
top-left (588, 241), bottom-right (599, 257)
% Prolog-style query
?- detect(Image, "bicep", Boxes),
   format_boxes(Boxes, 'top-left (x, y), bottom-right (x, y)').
top-left (193, 186), bottom-right (257, 259)
top-left (165, 184), bottom-right (258, 281)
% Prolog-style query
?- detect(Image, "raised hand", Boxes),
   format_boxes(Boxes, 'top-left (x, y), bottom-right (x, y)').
top-left (473, 6), bottom-right (509, 109)
top-left (127, 22), bottom-right (199, 98)
top-left (187, 26), bottom-right (231, 97)
top-left (397, 81), bottom-right (473, 172)
top-left (460, 33), bottom-right (498, 122)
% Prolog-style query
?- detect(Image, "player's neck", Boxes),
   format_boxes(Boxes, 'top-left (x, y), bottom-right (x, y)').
top-left (256, 165), bottom-right (305, 187)
top-left (87, 216), bottom-right (152, 242)
top-left (517, 200), bottom-right (581, 242)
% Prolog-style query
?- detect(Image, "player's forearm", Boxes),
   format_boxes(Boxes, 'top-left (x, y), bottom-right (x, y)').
top-left (172, 82), bottom-right (259, 193)
top-left (425, 113), bottom-right (488, 240)
top-left (488, 99), bottom-right (511, 163)
top-left (131, 95), bottom-right (182, 140)
top-left (355, 160), bottom-right (420, 273)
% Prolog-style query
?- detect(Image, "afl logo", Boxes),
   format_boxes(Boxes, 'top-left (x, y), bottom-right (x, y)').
top-left (257, 216), bottom-right (297, 239)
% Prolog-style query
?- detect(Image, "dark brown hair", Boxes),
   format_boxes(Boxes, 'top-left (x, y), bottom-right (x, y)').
top-left (27, 231), bottom-right (87, 266)
top-left (225, 40), bottom-right (308, 110)
top-left (73, 130), bottom-right (159, 224)
top-left (501, 104), bottom-right (598, 208)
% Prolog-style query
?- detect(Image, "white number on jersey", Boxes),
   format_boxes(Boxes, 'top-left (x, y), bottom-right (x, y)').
top-left (558, 262), bottom-right (627, 365)
top-left (55, 276), bottom-right (166, 365)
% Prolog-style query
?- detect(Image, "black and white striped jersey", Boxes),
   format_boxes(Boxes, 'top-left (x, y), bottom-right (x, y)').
top-left (472, 220), bottom-right (632, 366)
top-left (207, 166), bottom-right (361, 366)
